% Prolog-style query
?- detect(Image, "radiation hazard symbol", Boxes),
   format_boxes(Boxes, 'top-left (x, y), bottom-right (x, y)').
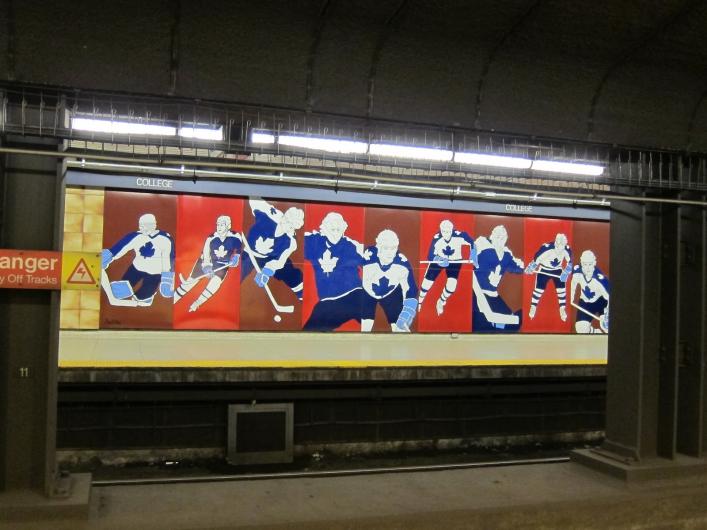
top-left (61, 252), bottom-right (100, 290)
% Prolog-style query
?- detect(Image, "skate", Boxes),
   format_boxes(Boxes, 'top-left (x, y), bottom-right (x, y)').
top-left (559, 306), bottom-right (567, 321)
top-left (436, 298), bottom-right (446, 316)
top-left (528, 305), bottom-right (537, 319)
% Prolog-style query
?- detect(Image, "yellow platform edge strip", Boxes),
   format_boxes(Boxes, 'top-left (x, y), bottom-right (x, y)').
top-left (59, 358), bottom-right (606, 368)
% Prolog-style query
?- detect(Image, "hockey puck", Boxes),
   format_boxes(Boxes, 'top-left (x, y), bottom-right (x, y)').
top-left (273, 315), bottom-right (282, 323)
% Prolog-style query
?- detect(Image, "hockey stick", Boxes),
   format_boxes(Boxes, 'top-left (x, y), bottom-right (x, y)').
top-left (420, 259), bottom-right (475, 264)
top-left (240, 232), bottom-right (295, 314)
top-left (532, 270), bottom-right (563, 279)
top-left (471, 272), bottom-right (520, 325)
top-left (570, 301), bottom-right (608, 333)
top-left (179, 263), bottom-right (230, 284)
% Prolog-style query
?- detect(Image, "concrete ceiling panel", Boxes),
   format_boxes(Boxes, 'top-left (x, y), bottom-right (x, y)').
top-left (13, 0), bottom-right (173, 95)
top-left (178, 0), bottom-right (321, 109)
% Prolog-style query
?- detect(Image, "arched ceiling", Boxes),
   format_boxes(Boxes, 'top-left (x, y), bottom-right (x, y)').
top-left (2, 0), bottom-right (707, 152)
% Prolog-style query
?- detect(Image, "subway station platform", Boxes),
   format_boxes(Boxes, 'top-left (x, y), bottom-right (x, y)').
top-left (5, 461), bottom-right (707, 529)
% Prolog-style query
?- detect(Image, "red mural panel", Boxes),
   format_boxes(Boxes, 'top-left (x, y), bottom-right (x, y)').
top-left (238, 198), bottom-right (305, 331)
top-left (569, 221), bottom-right (611, 334)
top-left (100, 191), bottom-right (177, 329)
top-left (363, 206), bottom-right (420, 333)
top-left (521, 217), bottom-right (574, 333)
top-left (302, 202), bottom-right (366, 332)
top-left (472, 214), bottom-right (525, 333)
top-left (417, 210), bottom-right (475, 332)
top-left (173, 195), bottom-right (244, 330)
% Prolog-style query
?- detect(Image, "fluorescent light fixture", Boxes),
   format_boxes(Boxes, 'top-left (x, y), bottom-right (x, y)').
top-left (71, 117), bottom-right (176, 136)
top-left (178, 125), bottom-right (223, 141)
top-left (279, 134), bottom-right (368, 154)
top-left (531, 160), bottom-right (604, 176)
top-left (251, 131), bottom-right (276, 144)
top-left (454, 152), bottom-right (531, 169)
top-left (370, 143), bottom-right (453, 162)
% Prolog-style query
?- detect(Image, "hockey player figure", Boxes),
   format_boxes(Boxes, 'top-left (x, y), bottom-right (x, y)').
top-left (173, 215), bottom-right (242, 312)
top-left (361, 229), bottom-right (418, 332)
top-left (472, 225), bottom-right (524, 332)
top-left (101, 213), bottom-right (175, 307)
top-left (524, 233), bottom-right (573, 321)
top-left (569, 250), bottom-right (610, 334)
top-left (241, 198), bottom-right (305, 300)
top-left (418, 220), bottom-right (476, 316)
top-left (303, 212), bottom-right (369, 331)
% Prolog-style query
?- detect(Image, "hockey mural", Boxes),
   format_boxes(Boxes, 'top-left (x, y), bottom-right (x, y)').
top-left (92, 189), bottom-right (610, 334)
top-left (100, 191), bottom-right (176, 329)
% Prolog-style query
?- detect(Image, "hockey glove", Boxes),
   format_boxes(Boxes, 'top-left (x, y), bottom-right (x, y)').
top-left (159, 271), bottom-right (175, 298)
top-left (560, 265), bottom-right (572, 283)
top-left (395, 298), bottom-right (418, 330)
top-left (471, 246), bottom-right (478, 267)
top-left (202, 263), bottom-right (214, 278)
top-left (524, 260), bottom-right (538, 275)
top-left (255, 267), bottom-right (275, 288)
top-left (601, 309), bottom-right (609, 332)
top-left (101, 249), bottom-right (113, 270)
top-left (228, 253), bottom-right (240, 268)
top-left (433, 255), bottom-right (449, 268)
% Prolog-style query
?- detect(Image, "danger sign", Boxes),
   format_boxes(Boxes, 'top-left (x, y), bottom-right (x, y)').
top-left (0, 249), bottom-right (62, 290)
top-left (61, 252), bottom-right (100, 290)
top-left (66, 258), bottom-right (96, 284)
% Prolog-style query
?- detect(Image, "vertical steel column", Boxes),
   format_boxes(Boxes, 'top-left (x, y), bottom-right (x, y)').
top-left (657, 203), bottom-right (679, 458)
top-left (579, 195), bottom-right (707, 479)
top-left (702, 200), bottom-right (707, 456)
top-left (672, 194), bottom-right (707, 457)
top-left (0, 140), bottom-right (6, 491)
top-left (603, 199), bottom-right (662, 460)
top-left (0, 138), bottom-right (59, 494)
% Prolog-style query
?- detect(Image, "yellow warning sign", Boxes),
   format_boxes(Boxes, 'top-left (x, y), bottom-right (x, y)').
top-left (61, 252), bottom-right (100, 290)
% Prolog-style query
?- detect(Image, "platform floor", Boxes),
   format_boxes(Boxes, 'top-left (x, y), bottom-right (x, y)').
top-left (6, 461), bottom-right (707, 529)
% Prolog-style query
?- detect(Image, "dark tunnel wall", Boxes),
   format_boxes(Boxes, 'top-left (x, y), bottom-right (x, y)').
top-left (1, 0), bottom-right (707, 152)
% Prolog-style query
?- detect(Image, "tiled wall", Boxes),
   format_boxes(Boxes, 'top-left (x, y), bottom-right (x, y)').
top-left (60, 187), bottom-right (104, 329)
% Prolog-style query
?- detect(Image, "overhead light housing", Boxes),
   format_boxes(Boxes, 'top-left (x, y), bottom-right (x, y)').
top-left (278, 134), bottom-right (368, 154)
top-left (71, 117), bottom-right (176, 136)
top-left (454, 152), bottom-right (531, 169)
top-left (369, 143), bottom-right (453, 162)
top-left (178, 125), bottom-right (224, 141)
top-left (531, 160), bottom-right (604, 176)
top-left (251, 131), bottom-right (276, 144)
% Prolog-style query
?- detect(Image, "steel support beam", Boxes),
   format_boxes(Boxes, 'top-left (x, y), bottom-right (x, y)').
top-left (573, 194), bottom-right (707, 479)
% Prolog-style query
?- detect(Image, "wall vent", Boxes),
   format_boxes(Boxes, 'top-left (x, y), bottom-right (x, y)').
top-left (227, 403), bottom-right (293, 465)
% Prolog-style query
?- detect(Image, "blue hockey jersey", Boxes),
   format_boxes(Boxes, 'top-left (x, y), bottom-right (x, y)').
top-left (362, 247), bottom-right (417, 300)
top-left (305, 232), bottom-right (364, 300)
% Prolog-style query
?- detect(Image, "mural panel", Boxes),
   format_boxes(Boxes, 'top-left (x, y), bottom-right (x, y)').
top-left (100, 191), bottom-right (176, 329)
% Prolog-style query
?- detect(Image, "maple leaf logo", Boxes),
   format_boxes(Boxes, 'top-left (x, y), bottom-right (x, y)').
top-left (214, 245), bottom-right (228, 259)
top-left (489, 265), bottom-right (502, 287)
top-left (550, 257), bottom-right (560, 267)
top-left (254, 236), bottom-right (274, 255)
top-left (582, 285), bottom-right (596, 299)
top-left (139, 242), bottom-right (155, 258)
top-left (318, 249), bottom-right (339, 274)
top-left (372, 276), bottom-right (392, 296)
top-left (442, 245), bottom-right (454, 257)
